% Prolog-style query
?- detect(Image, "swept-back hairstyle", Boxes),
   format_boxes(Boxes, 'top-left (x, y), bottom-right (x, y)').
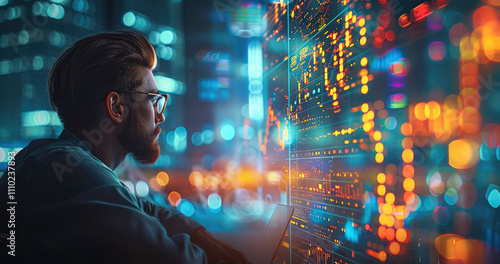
top-left (48, 30), bottom-right (157, 129)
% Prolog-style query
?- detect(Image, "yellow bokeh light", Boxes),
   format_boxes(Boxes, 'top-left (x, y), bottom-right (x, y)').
top-left (383, 203), bottom-right (393, 215)
top-left (375, 142), bottom-right (384, 153)
top-left (361, 103), bottom-right (369, 113)
top-left (403, 178), bottom-right (415, 192)
top-left (360, 36), bottom-right (367, 45)
top-left (414, 102), bottom-right (427, 121)
top-left (361, 57), bottom-right (368, 66)
top-left (402, 149), bottom-right (414, 163)
top-left (373, 131), bottom-right (382, 141)
top-left (363, 122), bottom-right (372, 132)
top-left (361, 85), bottom-right (369, 94)
top-left (359, 17), bottom-right (366, 27)
top-left (377, 184), bottom-right (386, 196)
top-left (377, 173), bottom-right (386, 184)
top-left (375, 152), bottom-right (384, 163)
top-left (449, 139), bottom-right (480, 169)
top-left (386, 215), bottom-right (395, 227)
top-left (385, 193), bottom-right (395, 204)
top-left (425, 101), bottom-right (441, 120)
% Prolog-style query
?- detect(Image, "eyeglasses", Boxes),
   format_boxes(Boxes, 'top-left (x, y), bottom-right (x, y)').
top-left (115, 90), bottom-right (168, 115)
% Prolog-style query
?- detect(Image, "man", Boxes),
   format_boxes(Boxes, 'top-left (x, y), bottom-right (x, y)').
top-left (0, 31), bottom-right (249, 264)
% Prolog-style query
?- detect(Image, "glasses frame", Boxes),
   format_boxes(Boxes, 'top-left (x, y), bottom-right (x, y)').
top-left (114, 90), bottom-right (168, 115)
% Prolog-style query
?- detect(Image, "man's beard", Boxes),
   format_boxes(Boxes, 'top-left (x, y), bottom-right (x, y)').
top-left (118, 111), bottom-right (161, 164)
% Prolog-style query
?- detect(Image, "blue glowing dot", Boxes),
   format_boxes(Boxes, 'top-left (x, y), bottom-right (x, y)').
top-left (160, 30), bottom-right (175, 44)
top-left (175, 126), bottom-right (187, 139)
top-left (208, 193), bottom-right (222, 211)
top-left (191, 132), bottom-right (204, 146)
top-left (488, 189), bottom-right (500, 208)
top-left (221, 124), bottom-right (235, 141)
top-left (135, 181), bottom-right (149, 198)
top-left (202, 129), bottom-right (214, 144)
top-left (179, 200), bottom-right (195, 217)
top-left (47, 4), bottom-right (65, 19)
top-left (122, 11), bottom-right (136, 27)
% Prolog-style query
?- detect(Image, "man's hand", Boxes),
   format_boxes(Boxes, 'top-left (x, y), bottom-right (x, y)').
top-left (190, 227), bottom-right (250, 264)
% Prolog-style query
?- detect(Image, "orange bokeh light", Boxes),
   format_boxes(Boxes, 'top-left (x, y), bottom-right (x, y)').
top-left (378, 225), bottom-right (387, 239)
top-left (168, 191), bottom-right (182, 207)
top-left (389, 242), bottom-right (401, 255)
top-left (156, 171), bottom-right (169, 186)
top-left (414, 102), bottom-right (427, 120)
top-left (402, 165), bottom-right (414, 178)
top-left (400, 122), bottom-right (413, 136)
top-left (386, 227), bottom-right (395, 240)
top-left (396, 228), bottom-right (409, 243)
top-left (401, 137), bottom-right (413, 149)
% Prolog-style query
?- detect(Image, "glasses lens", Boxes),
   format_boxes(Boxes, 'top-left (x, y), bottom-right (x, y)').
top-left (156, 96), bottom-right (165, 114)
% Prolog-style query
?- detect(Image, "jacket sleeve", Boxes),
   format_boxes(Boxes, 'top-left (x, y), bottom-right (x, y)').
top-left (136, 195), bottom-right (203, 237)
top-left (15, 185), bottom-right (208, 264)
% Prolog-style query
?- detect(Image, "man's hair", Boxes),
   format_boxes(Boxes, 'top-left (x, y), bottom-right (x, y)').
top-left (48, 30), bottom-right (157, 129)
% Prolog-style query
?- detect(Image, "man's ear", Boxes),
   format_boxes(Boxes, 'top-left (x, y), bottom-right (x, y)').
top-left (104, 92), bottom-right (127, 124)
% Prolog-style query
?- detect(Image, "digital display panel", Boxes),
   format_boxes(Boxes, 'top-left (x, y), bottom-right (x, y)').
top-left (261, 0), bottom-right (500, 263)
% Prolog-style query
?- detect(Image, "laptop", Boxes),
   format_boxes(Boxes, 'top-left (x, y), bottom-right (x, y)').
top-left (251, 204), bottom-right (294, 264)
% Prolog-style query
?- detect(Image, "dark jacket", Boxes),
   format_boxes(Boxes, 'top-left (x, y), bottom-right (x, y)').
top-left (0, 129), bottom-right (206, 263)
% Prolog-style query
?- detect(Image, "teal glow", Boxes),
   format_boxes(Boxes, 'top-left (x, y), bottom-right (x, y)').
top-left (202, 129), bottom-right (214, 144)
top-left (191, 132), bottom-right (204, 146)
top-left (221, 123), bottom-right (235, 141)
top-left (487, 189), bottom-right (500, 208)
top-left (135, 181), bottom-right (149, 198)
top-left (160, 30), bottom-right (176, 44)
top-left (207, 193), bottom-right (222, 212)
top-left (47, 4), bottom-right (64, 19)
top-left (122, 12), bottom-right (136, 27)
top-left (32, 56), bottom-right (44, 70)
top-left (0, 0), bottom-right (9, 7)
top-left (179, 200), bottom-right (195, 217)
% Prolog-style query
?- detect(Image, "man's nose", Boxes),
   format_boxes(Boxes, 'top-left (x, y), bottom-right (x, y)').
top-left (156, 111), bottom-right (165, 124)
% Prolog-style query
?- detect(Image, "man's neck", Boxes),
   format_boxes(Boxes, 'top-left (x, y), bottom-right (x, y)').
top-left (67, 127), bottom-right (127, 170)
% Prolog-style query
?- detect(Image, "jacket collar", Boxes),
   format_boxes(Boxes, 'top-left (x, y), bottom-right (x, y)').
top-left (58, 129), bottom-right (92, 153)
